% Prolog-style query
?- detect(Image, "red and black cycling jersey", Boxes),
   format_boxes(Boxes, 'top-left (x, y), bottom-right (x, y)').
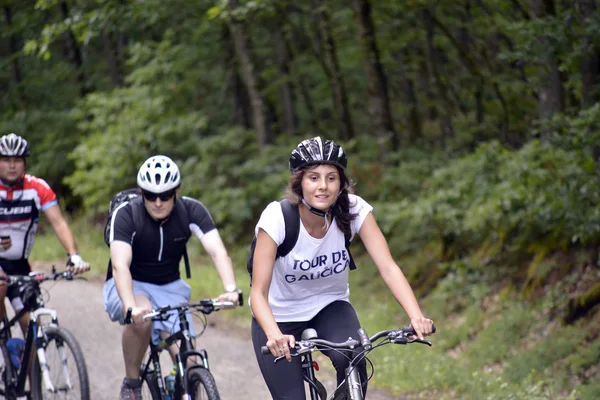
top-left (0, 174), bottom-right (58, 275)
top-left (106, 196), bottom-right (217, 285)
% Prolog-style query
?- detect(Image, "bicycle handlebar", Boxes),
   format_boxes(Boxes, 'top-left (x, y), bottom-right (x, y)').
top-left (123, 297), bottom-right (238, 324)
top-left (261, 324), bottom-right (437, 358)
top-left (142, 299), bottom-right (234, 320)
top-left (4, 269), bottom-right (77, 285)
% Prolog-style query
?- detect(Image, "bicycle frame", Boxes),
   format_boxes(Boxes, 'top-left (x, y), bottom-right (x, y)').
top-left (299, 340), bottom-right (362, 400)
top-left (140, 305), bottom-right (212, 398)
top-left (0, 300), bottom-right (63, 397)
top-left (300, 350), bottom-right (320, 399)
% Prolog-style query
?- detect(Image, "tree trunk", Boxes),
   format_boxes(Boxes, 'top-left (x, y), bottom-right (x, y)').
top-left (274, 22), bottom-right (296, 135)
top-left (3, 4), bottom-right (24, 105)
top-left (285, 31), bottom-right (320, 133)
top-left (311, 0), bottom-right (354, 140)
top-left (529, 0), bottom-right (564, 125)
top-left (222, 25), bottom-right (251, 128)
top-left (101, 30), bottom-right (124, 86)
top-left (59, 0), bottom-right (88, 96)
top-left (351, 0), bottom-right (397, 152)
top-left (457, 3), bottom-right (485, 128)
top-left (394, 49), bottom-right (422, 144)
top-left (227, 0), bottom-right (271, 152)
top-left (578, 0), bottom-right (600, 107)
top-left (423, 9), bottom-right (453, 146)
top-left (3, 6), bottom-right (22, 86)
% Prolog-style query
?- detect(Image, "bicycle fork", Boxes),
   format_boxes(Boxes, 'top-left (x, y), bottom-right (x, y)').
top-left (32, 308), bottom-right (72, 393)
top-left (344, 364), bottom-right (363, 400)
top-left (302, 353), bottom-right (322, 400)
top-left (178, 348), bottom-right (210, 400)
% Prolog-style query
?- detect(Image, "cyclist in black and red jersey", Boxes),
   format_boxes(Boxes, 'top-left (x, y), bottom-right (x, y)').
top-left (0, 133), bottom-right (90, 333)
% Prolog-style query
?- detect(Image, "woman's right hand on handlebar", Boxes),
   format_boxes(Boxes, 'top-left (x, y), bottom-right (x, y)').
top-left (266, 333), bottom-right (296, 362)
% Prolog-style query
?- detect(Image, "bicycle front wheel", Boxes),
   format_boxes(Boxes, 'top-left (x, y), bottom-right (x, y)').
top-left (31, 326), bottom-right (90, 400)
top-left (187, 367), bottom-right (220, 400)
top-left (141, 368), bottom-right (161, 400)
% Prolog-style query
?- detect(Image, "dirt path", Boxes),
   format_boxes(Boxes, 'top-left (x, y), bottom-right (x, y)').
top-left (37, 275), bottom-right (396, 399)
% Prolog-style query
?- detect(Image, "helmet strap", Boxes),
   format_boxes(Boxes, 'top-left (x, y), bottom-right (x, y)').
top-left (301, 198), bottom-right (333, 230)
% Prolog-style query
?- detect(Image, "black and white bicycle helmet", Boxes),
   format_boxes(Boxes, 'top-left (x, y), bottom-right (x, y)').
top-left (0, 133), bottom-right (30, 157)
top-left (137, 155), bottom-right (180, 192)
top-left (289, 136), bottom-right (347, 173)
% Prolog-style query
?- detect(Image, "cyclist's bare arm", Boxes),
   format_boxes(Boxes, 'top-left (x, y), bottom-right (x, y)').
top-left (250, 229), bottom-right (296, 361)
top-left (198, 230), bottom-right (238, 298)
top-left (44, 204), bottom-right (90, 273)
top-left (44, 204), bottom-right (77, 255)
top-left (358, 213), bottom-right (434, 339)
top-left (111, 240), bottom-right (149, 324)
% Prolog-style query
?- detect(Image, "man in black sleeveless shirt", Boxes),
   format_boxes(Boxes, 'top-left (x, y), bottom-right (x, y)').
top-left (102, 155), bottom-right (239, 400)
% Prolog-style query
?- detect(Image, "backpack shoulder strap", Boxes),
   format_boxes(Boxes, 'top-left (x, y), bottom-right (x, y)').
top-left (175, 198), bottom-right (192, 279)
top-left (342, 202), bottom-right (357, 270)
top-left (277, 199), bottom-right (300, 258)
top-left (130, 197), bottom-right (145, 233)
top-left (345, 231), bottom-right (356, 270)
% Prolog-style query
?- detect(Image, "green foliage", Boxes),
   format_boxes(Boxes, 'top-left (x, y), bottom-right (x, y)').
top-left (503, 326), bottom-right (585, 383)
top-left (374, 137), bottom-right (600, 263)
top-left (4, 1), bottom-right (600, 398)
top-left (65, 83), bottom-right (207, 212)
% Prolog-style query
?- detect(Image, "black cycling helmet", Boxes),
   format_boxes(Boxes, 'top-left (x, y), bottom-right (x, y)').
top-left (0, 133), bottom-right (30, 157)
top-left (289, 136), bottom-right (347, 173)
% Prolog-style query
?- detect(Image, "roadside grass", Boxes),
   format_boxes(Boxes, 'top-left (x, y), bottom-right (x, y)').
top-left (30, 217), bottom-right (597, 399)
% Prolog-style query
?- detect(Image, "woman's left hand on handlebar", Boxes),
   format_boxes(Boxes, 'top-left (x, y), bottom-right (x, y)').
top-left (410, 317), bottom-right (435, 340)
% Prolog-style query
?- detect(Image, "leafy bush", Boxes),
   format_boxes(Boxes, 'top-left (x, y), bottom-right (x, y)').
top-left (374, 138), bottom-right (600, 261)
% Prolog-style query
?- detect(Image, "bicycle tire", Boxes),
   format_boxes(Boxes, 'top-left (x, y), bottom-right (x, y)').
top-left (313, 378), bottom-right (328, 400)
top-left (331, 380), bottom-right (350, 400)
top-left (0, 339), bottom-right (16, 400)
top-left (186, 367), bottom-right (220, 400)
top-left (31, 326), bottom-right (90, 400)
top-left (141, 372), bottom-right (162, 400)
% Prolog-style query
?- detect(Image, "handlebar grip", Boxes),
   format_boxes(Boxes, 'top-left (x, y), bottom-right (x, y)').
top-left (357, 328), bottom-right (372, 350)
top-left (405, 324), bottom-right (436, 335)
top-left (124, 307), bottom-right (133, 324)
top-left (236, 289), bottom-right (244, 307)
top-left (261, 346), bottom-right (270, 355)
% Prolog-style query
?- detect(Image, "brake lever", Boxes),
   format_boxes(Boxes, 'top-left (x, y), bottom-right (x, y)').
top-left (390, 335), bottom-right (432, 346)
top-left (409, 338), bottom-right (432, 347)
top-left (273, 350), bottom-right (300, 363)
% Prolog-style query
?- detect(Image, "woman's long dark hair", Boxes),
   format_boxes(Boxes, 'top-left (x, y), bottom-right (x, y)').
top-left (285, 164), bottom-right (358, 235)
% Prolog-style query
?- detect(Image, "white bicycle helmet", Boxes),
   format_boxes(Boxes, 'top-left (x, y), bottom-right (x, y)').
top-left (137, 155), bottom-right (180, 192)
top-left (0, 133), bottom-right (30, 157)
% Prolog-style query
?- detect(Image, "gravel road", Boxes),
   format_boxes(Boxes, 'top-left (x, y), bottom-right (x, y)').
top-left (34, 274), bottom-right (396, 400)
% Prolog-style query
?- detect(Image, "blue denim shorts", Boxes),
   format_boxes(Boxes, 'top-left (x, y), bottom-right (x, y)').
top-left (102, 277), bottom-right (195, 344)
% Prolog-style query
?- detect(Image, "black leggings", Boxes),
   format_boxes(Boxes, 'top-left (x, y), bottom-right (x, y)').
top-left (252, 301), bottom-right (368, 399)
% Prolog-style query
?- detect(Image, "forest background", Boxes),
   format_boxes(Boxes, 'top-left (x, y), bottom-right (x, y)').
top-left (2, 0), bottom-right (600, 398)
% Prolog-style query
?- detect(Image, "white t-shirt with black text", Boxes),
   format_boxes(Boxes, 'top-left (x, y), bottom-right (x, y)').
top-left (255, 194), bottom-right (373, 322)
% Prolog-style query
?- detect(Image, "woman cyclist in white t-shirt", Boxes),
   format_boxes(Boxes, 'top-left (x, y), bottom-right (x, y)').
top-left (250, 137), bottom-right (434, 399)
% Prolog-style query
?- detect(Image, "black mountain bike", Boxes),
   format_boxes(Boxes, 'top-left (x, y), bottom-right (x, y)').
top-left (262, 325), bottom-right (435, 400)
top-left (0, 268), bottom-right (90, 400)
top-left (129, 290), bottom-right (243, 400)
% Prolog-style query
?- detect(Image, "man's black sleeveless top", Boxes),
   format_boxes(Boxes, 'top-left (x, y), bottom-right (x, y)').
top-left (106, 196), bottom-right (217, 285)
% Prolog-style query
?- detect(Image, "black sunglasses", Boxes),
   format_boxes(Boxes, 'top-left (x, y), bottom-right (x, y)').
top-left (142, 189), bottom-right (176, 202)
